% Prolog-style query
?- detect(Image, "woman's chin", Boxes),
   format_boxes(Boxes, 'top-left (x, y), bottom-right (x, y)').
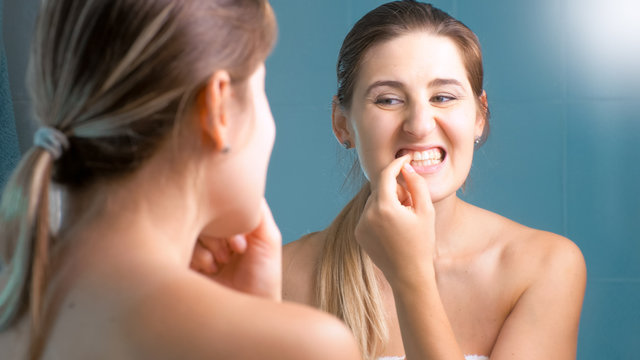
top-left (202, 208), bottom-right (261, 238)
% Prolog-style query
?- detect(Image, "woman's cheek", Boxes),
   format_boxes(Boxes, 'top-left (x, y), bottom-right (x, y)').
top-left (352, 115), bottom-right (394, 184)
top-left (357, 147), bottom-right (390, 186)
top-left (356, 147), bottom-right (374, 182)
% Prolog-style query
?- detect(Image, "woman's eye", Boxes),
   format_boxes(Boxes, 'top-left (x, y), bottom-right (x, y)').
top-left (431, 94), bottom-right (456, 103)
top-left (374, 97), bottom-right (403, 106)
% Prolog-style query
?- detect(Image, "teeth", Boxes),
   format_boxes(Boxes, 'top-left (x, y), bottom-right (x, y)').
top-left (411, 149), bottom-right (442, 161)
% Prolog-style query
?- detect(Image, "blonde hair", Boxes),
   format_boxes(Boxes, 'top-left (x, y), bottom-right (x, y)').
top-left (316, 182), bottom-right (389, 360)
top-left (315, 1), bottom-right (488, 358)
top-left (0, 0), bottom-right (276, 358)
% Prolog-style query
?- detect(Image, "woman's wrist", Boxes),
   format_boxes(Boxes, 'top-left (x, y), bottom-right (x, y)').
top-left (387, 260), bottom-right (437, 295)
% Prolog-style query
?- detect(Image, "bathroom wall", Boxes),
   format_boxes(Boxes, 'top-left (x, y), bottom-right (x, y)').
top-left (0, 0), bottom-right (20, 192)
top-left (2, 0), bottom-right (38, 156)
top-left (2, 0), bottom-right (639, 358)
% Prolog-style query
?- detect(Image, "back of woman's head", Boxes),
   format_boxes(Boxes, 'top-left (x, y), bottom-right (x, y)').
top-left (33, 0), bottom-right (277, 186)
top-left (0, 0), bottom-right (276, 354)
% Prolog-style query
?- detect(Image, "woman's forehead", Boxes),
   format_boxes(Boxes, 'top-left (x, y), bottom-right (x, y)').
top-left (357, 32), bottom-right (470, 88)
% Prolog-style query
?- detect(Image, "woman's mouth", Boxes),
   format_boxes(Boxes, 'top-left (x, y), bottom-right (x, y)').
top-left (396, 147), bottom-right (446, 170)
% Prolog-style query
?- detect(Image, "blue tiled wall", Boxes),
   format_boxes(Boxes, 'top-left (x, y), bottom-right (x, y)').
top-left (266, 0), bottom-right (640, 358)
top-left (0, 0), bottom-right (20, 193)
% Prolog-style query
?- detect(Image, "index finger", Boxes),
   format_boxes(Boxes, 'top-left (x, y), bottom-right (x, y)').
top-left (375, 154), bottom-right (412, 204)
top-left (400, 163), bottom-right (432, 215)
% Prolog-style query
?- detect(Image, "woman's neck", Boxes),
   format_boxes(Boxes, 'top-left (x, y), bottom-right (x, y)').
top-left (431, 194), bottom-right (475, 259)
top-left (57, 153), bottom-right (207, 270)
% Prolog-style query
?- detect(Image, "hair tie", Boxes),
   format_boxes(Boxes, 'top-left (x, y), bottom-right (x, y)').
top-left (33, 127), bottom-right (70, 160)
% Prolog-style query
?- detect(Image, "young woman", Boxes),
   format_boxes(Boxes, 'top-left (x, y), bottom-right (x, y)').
top-left (0, 1), bottom-right (361, 359)
top-left (280, 2), bottom-right (586, 360)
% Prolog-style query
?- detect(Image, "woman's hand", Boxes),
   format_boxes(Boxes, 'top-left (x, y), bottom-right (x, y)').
top-left (190, 199), bottom-right (282, 301)
top-left (357, 156), bottom-right (467, 359)
top-left (355, 155), bottom-right (436, 286)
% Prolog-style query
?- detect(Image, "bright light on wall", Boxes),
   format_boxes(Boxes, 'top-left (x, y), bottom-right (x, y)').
top-left (568, 0), bottom-right (640, 92)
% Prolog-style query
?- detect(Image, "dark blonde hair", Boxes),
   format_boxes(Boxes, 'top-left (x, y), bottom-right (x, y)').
top-left (0, 0), bottom-right (276, 358)
top-left (316, 1), bottom-right (488, 358)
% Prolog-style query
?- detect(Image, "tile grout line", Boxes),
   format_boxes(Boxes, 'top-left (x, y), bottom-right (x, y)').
top-left (561, 0), bottom-right (569, 238)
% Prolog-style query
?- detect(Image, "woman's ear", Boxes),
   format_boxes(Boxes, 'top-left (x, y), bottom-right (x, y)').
top-left (475, 90), bottom-right (488, 137)
top-left (198, 70), bottom-right (232, 152)
top-left (332, 96), bottom-right (353, 148)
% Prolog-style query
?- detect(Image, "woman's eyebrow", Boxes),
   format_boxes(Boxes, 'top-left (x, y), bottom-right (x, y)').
top-left (365, 78), bottom-right (464, 96)
top-left (365, 80), bottom-right (405, 95)
top-left (428, 78), bottom-right (464, 89)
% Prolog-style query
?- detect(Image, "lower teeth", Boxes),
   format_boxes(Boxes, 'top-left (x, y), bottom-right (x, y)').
top-left (411, 159), bottom-right (441, 167)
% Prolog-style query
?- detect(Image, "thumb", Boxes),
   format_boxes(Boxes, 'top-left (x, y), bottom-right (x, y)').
top-left (247, 199), bottom-right (282, 246)
top-left (400, 163), bottom-right (431, 214)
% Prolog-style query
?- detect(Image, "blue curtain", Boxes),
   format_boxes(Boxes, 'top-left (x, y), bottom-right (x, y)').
top-left (0, 0), bottom-right (20, 193)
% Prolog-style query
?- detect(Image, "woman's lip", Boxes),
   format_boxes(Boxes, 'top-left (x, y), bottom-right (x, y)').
top-left (395, 146), bottom-right (447, 174)
top-left (395, 146), bottom-right (446, 158)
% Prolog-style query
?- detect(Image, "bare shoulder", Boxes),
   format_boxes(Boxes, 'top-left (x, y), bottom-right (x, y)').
top-left (470, 207), bottom-right (586, 357)
top-left (498, 214), bottom-right (585, 280)
top-left (123, 269), bottom-right (360, 360)
top-left (282, 231), bottom-right (325, 305)
top-left (283, 230), bottom-right (325, 263)
top-left (471, 204), bottom-right (586, 292)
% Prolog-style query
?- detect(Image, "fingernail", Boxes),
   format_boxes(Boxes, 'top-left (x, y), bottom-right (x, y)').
top-left (403, 163), bottom-right (415, 173)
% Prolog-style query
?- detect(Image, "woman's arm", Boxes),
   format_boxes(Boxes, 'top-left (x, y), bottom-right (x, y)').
top-left (355, 156), bottom-right (586, 359)
top-left (123, 270), bottom-right (362, 360)
top-left (282, 233), bottom-right (322, 304)
top-left (191, 199), bottom-right (282, 300)
top-left (355, 156), bottom-right (466, 359)
top-left (489, 234), bottom-right (586, 359)
top-left (393, 233), bottom-right (586, 360)
top-left (134, 198), bottom-right (362, 359)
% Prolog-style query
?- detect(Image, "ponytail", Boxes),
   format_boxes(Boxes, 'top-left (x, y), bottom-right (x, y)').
top-left (315, 183), bottom-right (388, 360)
top-left (0, 147), bottom-right (56, 358)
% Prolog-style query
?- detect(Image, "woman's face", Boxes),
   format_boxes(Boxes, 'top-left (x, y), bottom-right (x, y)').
top-left (203, 64), bottom-right (275, 237)
top-left (236, 64), bottom-right (275, 216)
top-left (339, 32), bottom-right (485, 202)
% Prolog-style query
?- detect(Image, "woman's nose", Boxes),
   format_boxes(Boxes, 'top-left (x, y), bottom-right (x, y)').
top-left (402, 102), bottom-right (436, 138)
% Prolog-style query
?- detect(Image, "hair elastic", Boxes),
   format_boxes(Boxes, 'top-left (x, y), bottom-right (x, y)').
top-left (33, 127), bottom-right (69, 160)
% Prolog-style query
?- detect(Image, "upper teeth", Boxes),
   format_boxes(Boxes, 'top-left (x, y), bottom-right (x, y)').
top-left (412, 149), bottom-right (442, 161)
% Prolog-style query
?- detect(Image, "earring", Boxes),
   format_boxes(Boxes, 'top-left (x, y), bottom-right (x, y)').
top-left (474, 136), bottom-right (481, 145)
top-left (342, 140), bottom-right (351, 149)
top-left (222, 145), bottom-right (230, 154)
